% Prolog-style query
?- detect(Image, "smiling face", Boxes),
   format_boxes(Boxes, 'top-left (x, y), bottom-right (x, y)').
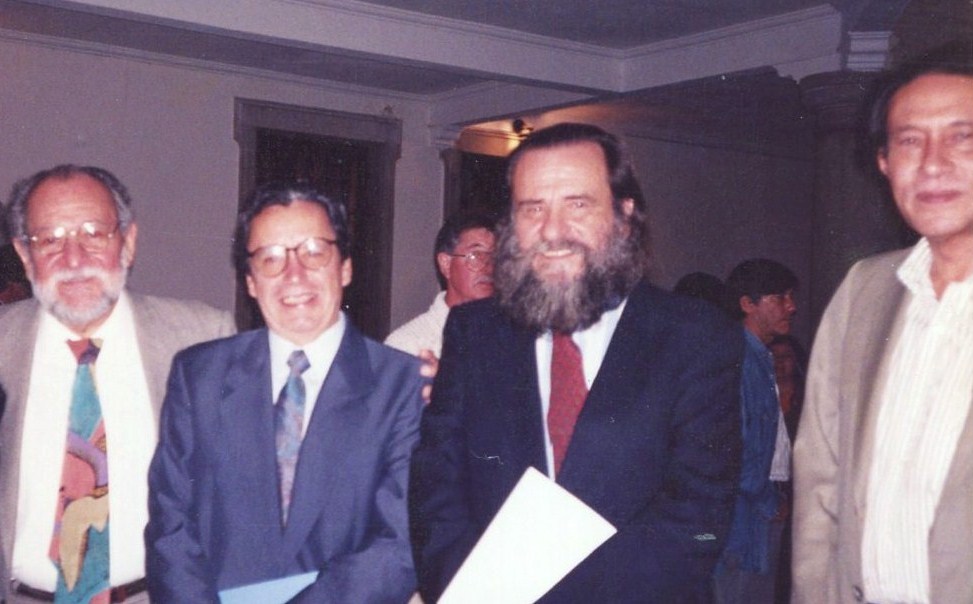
top-left (879, 73), bottom-right (973, 254)
top-left (509, 141), bottom-right (632, 285)
top-left (13, 173), bottom-right (137, 335)
top-left (245, 200), bottom-right (351, 346)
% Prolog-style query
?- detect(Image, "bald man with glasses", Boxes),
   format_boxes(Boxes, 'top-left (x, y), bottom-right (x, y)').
top-left (145, 181), bottom-right (424, 603)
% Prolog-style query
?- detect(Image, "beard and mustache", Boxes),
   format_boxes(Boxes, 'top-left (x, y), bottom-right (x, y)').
top-left (32, 264), bottom-right (127, 330)
top-left (493, 217), bottom-right (644, 333)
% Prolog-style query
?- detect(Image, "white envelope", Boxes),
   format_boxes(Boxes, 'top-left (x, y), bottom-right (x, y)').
top-left (440, 467), bottom-right (617, 604)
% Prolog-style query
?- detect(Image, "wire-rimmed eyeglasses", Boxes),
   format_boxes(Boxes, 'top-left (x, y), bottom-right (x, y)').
top-left (23, 221), bottom-right (120, 256)
top-left (449, 249), bottom-right (494, 272)
top-left (248, 237), bottom-right (338, 277)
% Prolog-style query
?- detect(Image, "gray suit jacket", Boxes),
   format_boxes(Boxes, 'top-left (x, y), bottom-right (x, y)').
top-left (0, 292), bottom-right (234, 599)
top-left (792, 248), bottom-right (973, 603)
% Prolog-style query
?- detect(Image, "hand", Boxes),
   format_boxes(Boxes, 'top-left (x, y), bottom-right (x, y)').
top-left (417, 349), bottom-right (439, 404)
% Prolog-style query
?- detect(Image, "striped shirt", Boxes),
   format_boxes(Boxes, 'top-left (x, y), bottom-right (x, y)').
top-left (862, 239), bottom-right (973, 603)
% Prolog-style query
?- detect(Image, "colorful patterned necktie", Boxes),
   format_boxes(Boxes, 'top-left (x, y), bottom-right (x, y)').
top-left (548, 332), bottom-right (588, 477)
top-left (275, 349), bottom-right (310, 525)
top-left (51, 338), bottom-right (110, 603)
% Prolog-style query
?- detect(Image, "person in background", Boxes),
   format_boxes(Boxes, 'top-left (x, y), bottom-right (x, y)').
top-left (385, 213), bottom-right (495, 358)
top-left (716, 258), bottom-right (798, 604)
top-left (769, 334), bottom-right (806, 440)
top-left (0, 243), bottom-right (31, 304)
top-left (673, 270), bottom-right (729, 311)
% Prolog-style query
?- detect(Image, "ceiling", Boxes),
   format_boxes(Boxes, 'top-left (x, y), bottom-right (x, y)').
top-left (360, 0), bottom-right (854, 49)
top-left (0, 0), bottom-right (905, 97)
top-left (0, 0), bottom-right (920, 149)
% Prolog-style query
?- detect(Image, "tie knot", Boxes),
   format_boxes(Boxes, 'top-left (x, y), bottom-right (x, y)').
top-left (287, 349), bottom-right (310, 376)
top-left (67, 338), bottom-right (102, 365)
top-left (552, 331), bottom-right (578, 350)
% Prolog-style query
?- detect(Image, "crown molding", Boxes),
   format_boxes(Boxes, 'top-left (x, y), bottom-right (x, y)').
top-left (47, 0), bottom-right (624, 92)
top-left (623, 4), bottom-right (838, 57)
top-left (0, 26), bottom-right (429, 103)
top-left (619, 4), bottom-right (842, 90)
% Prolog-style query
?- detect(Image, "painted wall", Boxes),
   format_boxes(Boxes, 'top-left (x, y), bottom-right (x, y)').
top-left (632, 137), bottom-right (813, 341)
top-left (0, 34), bottom-right (444, 328)
top-left (0, 33), bottom-right (814, 343)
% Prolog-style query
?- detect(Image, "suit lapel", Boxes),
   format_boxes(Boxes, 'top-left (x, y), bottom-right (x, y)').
top-left (851, 278), bottom-right (908, 514)
top-left (130, 294), bottom-right (184, 421)
top-left (558, 287), bottom-right (654, 486)
top-left (502, 327), bottom-right (548, 475)
top-left (281, 326), bottom-right (373, 557)
top-left (0, 301), bottom-right (42, 576)
top-left (217, 332), bottom-right (286, 540)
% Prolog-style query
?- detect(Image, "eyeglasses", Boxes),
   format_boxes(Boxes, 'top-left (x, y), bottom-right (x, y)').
top-left (449, 249), bottom-right (494, 272)
top-left (248, 237), bottom-right (338, 277)
top-left (24, 221), bottom-right (119, 256)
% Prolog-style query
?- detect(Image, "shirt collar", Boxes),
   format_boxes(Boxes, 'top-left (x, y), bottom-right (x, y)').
top-left (898, 238), bottom-right (973, 298)
top-left (268, 312), bottom-right (346, 379)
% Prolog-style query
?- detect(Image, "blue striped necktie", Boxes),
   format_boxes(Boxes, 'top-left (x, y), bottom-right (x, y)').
top-left (275, 349), bottom-right (310, 525)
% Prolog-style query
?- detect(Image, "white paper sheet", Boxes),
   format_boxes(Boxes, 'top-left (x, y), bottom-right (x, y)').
top-left (440, 467), bottom-right (617, 604)
top-left (218, 570), bottom-right (318, 604)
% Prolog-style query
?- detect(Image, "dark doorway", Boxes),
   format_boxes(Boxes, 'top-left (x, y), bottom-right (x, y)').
top-left (235, 100), bottom-right (401, 340)
top-left (442, 150), bottom-right (508, 223)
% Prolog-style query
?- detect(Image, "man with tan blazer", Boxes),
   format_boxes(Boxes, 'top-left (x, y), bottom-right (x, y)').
top-left (0, 165), bottom-right (232, 603)
top-left (793, 42), bottom-right (973, 604)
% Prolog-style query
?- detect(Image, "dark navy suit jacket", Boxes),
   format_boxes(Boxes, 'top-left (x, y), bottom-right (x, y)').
top-left (410, 280), bottom-right (743, 603)
top-left (146, 324), bottom-right (424, 603)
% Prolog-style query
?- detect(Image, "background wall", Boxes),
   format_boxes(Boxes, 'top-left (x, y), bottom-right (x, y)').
top-left (635, 138), bottom-right (813, 339)
top-left (0, 33), bottom-right (444, 325)
top-left (1, 32), bottom-right (818, 343)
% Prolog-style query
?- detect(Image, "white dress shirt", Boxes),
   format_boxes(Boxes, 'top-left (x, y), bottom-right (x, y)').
top-left (268, 312), bottom-right (346, 437)
top-left (13, 292), bottom-right (154, 589)
top-left (862, 240), bottom-right (973, 604)
top-left (535, 299), bottom-right (627, 479)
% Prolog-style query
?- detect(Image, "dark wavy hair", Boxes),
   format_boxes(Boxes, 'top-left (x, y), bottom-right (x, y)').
top-left (725, 258), bottom-right (798, 320)
top-left (232, 181), bottom-right (350, 275)
top-left (866, 39), bottom-right (973, 160)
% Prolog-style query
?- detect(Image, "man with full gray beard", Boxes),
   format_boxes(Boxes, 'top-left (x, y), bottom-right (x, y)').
top-left (410, 123), bottom-right (743, 603)
top-left (0, 165), bottom-right (233, 603)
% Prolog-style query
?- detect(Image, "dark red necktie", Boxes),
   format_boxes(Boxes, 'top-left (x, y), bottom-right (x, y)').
top-left (548, 332), bottom-right (588, 476)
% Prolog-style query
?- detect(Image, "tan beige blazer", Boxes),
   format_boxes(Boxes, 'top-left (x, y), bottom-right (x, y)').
top-left (793, 248), bottom-right (973, 603)
top-left (0, 293), bottom-right (233, 600)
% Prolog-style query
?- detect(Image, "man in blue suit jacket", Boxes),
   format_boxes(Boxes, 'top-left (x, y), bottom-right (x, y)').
top-left (410, 123), bottom-right (743, 602)
top-left (146, 182), bottom-right (424, 602)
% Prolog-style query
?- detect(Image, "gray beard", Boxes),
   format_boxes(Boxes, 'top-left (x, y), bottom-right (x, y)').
top-left (493, 220), bottom-right (643, 333)
top-left (32, 265), bottom-right (126, 331)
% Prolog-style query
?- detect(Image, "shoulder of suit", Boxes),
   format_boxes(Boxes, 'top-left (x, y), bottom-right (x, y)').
top-left (628, 279), bottom-right (736, 331)
top-left (129, 291), bottom-right (233, 328)
top-left (849, 247), bottom-right (911, 276)
top-left (446, 295), bottom-right (513, 332)
top-left (0, 298), bottom-right (40, 336)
